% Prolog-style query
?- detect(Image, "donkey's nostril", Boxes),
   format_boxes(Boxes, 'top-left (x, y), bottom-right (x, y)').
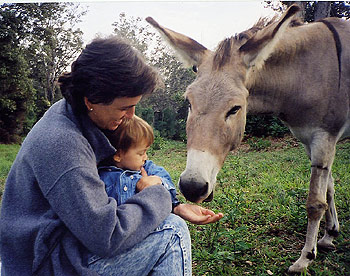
top-left (199, 182), bottom-right (209, 197)
top-left (179, 177), bottom-right (209, 202)
top-left (203, 190), bottom-right (214, 202)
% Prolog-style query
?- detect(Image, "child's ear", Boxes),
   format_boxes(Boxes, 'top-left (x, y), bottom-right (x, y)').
top-left (113, 153), bottom-right (122, 163)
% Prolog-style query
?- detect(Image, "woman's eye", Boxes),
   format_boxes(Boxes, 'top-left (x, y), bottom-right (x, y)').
top-left (226, 106), bottom-right (241, 119)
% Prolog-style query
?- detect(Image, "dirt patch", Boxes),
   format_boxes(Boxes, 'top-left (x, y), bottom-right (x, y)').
top-left (233, 135), bottom-right (301, 153)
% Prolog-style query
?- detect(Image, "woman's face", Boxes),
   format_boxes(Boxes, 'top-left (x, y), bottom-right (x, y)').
top-left (84, 96), bottom-right (142, 131)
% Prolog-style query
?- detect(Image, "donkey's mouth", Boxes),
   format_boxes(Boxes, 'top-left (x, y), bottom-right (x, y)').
top-left (203, 191), bottom-right (214, 202)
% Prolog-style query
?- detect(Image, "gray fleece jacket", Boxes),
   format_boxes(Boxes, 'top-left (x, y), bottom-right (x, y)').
top-left (0, 99), bottom-right (172, 275)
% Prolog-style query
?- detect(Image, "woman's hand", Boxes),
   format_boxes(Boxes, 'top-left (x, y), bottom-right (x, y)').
top-left (137, 167), bottom-right (162, 192)
top-left (173, 203), bottom-right (224, 225)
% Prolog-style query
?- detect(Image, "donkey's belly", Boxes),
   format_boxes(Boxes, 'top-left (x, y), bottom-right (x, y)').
top-left (338, 118), bottom-right (350, 140)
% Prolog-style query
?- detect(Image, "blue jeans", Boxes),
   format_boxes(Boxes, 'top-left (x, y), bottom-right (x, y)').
top-left (87, 214), bottom-right (192, 276)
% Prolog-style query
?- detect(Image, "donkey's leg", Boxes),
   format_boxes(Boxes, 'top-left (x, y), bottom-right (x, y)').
top-left (317, 173), bottom-right (340, 250)
top-left (288, 167), bottom-right (329, 273)
top-left (288, 135), bottom-right (336, 273)
top-left (302, 146), bottom-right (340, 250)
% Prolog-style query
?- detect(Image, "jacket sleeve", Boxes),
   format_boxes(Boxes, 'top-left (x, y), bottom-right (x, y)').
top-left (46, 167), bottom-right (171, 257)
top-left (34, 138), bottom-right (172, 258)
top-left (144, 160), bottom-right (180, 207)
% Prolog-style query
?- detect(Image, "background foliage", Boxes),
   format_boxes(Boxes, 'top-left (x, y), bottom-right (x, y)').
top-left (1, 2), bottom-right (350, 274)
top-left (1, 2), bottom-right (350, 143)
top-left (0, 3), bottom-right (85, 143)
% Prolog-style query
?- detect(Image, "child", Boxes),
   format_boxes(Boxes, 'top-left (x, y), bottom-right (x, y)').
top-left (99, 115), bottom-right (180, 210)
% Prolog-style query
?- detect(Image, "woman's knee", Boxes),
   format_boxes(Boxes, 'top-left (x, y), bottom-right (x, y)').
top-left (152, 214), bottom-right (192, 275)
top-left (157, 214), bottom-right (190, 237)
top-left (88, 215), bottom-right (192, 276)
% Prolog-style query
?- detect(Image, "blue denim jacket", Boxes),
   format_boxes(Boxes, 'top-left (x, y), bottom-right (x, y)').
top-left (98, 160), bottom-right (180, 207)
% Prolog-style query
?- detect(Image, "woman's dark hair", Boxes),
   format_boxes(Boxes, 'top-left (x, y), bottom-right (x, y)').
top-left (58, 36), bottom-right (160, 113)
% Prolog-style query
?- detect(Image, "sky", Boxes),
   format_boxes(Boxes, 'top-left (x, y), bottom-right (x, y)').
top-left (77, 1), bottom-right (279, 50)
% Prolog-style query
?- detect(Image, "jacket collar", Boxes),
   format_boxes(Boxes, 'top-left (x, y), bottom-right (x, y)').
top-left (57, 99), bottom-right (116, 164)
top-left (79, 114), bottom-right (116, 164)
top-left (98, 165), bottom-right (142, 174)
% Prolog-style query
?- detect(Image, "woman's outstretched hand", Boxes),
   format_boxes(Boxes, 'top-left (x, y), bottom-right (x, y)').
top-left (173, 203), bottom-right (224, 225)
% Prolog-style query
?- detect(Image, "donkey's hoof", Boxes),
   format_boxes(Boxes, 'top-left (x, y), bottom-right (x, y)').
top-left (288, 265), bottom-right (307, 274)
top-left (318, 240), bottom-right (336, 252)
top-left (288, 261), bottom-right (308, 274)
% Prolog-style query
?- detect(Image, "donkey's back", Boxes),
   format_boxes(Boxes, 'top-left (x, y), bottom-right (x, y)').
top-left (245, 16), bottom-right (350, 144)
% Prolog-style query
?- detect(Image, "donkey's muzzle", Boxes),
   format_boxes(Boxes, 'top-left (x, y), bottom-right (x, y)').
top-left (203, 191), bottom-right (214, 202)
top-left (179, 176), bottom-right (210, 203)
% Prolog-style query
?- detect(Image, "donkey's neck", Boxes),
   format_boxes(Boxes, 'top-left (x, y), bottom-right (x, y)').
top-left (244, 33), bottom-right (339, 134)
top-left (245, 66), bottom-right (292, 116)
top-left (244, 23), bottom-right (321, 118)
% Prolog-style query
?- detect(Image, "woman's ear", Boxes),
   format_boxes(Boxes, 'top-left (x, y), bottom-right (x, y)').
top-left (84, 97), bottom-right (94, 111)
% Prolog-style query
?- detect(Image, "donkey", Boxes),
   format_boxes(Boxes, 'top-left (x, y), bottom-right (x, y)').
top-left (147, 4), bottom-right (350, 273)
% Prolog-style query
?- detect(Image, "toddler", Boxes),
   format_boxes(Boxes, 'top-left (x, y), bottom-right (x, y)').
top-left (99, 115), bottom-right (180, 210)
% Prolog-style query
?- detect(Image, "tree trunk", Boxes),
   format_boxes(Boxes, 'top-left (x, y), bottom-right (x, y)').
top-left (314, 1), bottom-right (331, 20)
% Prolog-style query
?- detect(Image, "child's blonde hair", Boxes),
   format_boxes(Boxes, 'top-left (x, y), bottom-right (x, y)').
top-left (108, 115), bottom-right (154, 152)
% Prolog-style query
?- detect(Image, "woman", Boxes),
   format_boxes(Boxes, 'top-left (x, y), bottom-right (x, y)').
top-left (0, 36), bottom-right (223, 276)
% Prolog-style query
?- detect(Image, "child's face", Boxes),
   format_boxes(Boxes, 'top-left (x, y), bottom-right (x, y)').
top-left (116, 141), bottom-right (149, 171)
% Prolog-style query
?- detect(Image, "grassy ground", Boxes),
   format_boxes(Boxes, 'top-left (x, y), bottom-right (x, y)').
top-left (0, 144), bottom-right (20, 199)
top-left (1, 137), bottom-right (349, 275)
top-left (150, 137), bottom-right (350, 276)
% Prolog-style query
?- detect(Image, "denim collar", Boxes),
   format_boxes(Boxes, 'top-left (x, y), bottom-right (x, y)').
top-left (98, 165), bottom-right (141, 174)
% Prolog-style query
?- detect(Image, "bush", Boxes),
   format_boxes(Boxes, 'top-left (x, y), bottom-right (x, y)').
top-left (149, 130), bottom-right (166, 152)
top-left (245, 115), bottom-right (289, 138)
top-left (136, 106), bottom-right (154, 126)
top-left (137, 106), bottom-right (289, 141)
top-left (247, 137), bottom-right (272, 151)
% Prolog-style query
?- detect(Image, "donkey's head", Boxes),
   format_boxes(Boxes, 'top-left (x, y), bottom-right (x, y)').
top-left (147, 5), bottom-right (300, 203)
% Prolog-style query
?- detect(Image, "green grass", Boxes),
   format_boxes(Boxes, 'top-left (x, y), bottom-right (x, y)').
top-left (149, 137), bottom-right (350, 276)
top-left (0, 144), bottom-right (20, 198)
top-left (1, 137), bottom-right (349, 275)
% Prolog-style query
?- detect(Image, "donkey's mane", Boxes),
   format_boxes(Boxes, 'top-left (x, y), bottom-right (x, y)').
top-left (213, 16), bottom-right (303, 69)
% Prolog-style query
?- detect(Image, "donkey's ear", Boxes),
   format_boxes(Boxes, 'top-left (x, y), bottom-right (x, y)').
top-left (239, 5), bottom-right (301, 69)
top-left (146, 17), bottom-right (208, 67)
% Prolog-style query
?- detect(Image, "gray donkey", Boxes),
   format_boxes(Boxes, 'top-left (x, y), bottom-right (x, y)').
top-left (147, 4), bottom-right (350, 274)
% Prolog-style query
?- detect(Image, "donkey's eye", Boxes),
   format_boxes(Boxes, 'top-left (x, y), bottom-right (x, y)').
top-left (226, 106), bottom-right (241, 119)
top-left (185, 98), bottom-right (192, 111)
top-left (192, 65), bottom-right (198, 73)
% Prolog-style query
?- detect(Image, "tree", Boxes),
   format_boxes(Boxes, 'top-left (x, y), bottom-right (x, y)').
top-left (112, 12), bottom-right (154, 56)
top-left (305, 1), bottom-right (350, 21)
top-left (23, 3), bottom-right (85, 104)
top-left (0, 5), bottom-right (35, 143)
top-left (0, 3), bottom-right (86, 143)
top-left (314, 1), bottom-right (332, 20)
top-left (113, 13), bottom-right (195, 140)
top-left (1, 3), bottom-right (85, 104)
top-left (270, 1), bottom-right (350, 22)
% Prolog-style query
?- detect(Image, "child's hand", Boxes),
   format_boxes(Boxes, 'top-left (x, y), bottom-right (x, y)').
top-left (137, 167), bottom-right (162, 191)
